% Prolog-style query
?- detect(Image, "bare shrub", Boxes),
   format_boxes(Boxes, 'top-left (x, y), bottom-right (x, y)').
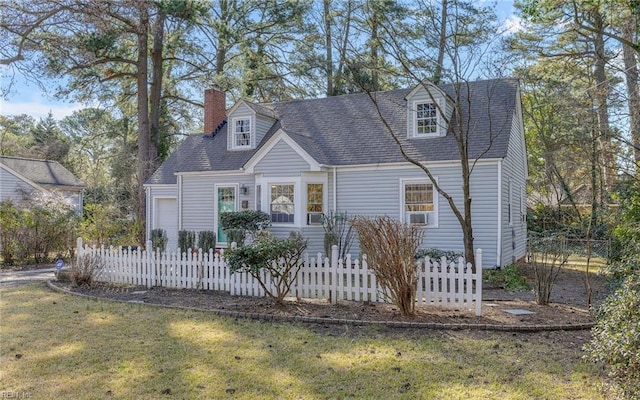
top-left (527, 234), bottom-right (569, 305)
top-left (350, 216), bottom-right (424, 316)
top-left (70, 254), bottom-right (104, 287)
top-left (321, 211), bottom-right (354, 259)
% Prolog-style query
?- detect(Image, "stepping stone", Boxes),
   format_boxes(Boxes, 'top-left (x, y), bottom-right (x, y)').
top-left (131, 291), bottom-right (147, 295)
top-left (503, 309), bottom-right (535, 315)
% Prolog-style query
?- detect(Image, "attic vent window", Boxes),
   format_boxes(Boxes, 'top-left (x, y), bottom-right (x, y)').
top-left (233, 117), bottom-right (252, 148)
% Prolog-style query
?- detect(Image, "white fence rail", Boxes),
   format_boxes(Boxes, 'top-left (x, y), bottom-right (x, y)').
top-left (77, 238), bottom-right (483, 315)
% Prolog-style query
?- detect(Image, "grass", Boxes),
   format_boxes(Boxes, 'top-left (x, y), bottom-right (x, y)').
top-left (1, 284), bottom-right (606, 399)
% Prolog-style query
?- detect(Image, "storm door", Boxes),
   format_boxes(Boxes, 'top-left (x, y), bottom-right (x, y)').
top-left (216, 186), bottom-right (237, 244)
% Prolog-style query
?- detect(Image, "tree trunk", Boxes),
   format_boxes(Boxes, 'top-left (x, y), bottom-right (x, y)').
top-left (136, 1), bottom-right (150, 245)
top-left (433, 0), bottom-right (448, 85)
top-left (215, 0), bottom-right (229, 74)
top-left (149, 10), bottom-right (164, 168)
top-left (591, 11), bottom-right (614, 198)
top-left (622, 18), bottom-right (640, 163)
top-left (324, 0), bottom-right (333, 96)
top-left (335, 0), bottom-right (353, 94)
top-left (461, 159), bottom-right (476, 271)
top-left (369, 2), bottom-right (380, 92)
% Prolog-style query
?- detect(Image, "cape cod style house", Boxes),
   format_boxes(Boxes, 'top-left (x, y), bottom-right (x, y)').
top-left (0, 155), bottom-right (85, 213)
top-left (145, 78), bottom-right (527, 268)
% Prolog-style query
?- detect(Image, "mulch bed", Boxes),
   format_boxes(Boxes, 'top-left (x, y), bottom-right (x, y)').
top-left (51, 267), bottom-right (608, 331)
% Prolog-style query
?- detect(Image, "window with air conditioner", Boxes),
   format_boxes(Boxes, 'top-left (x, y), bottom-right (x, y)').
top-left (306, 183), bottom-right (323, 225)
top-left (403, 181), bottom-right (436, 226)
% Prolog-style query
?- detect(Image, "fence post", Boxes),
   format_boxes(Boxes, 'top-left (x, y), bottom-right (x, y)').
top-left (475, 249), bottom-right (483, 316)
top-left (331, 245), bottom-right (338, 304)
top-left (147, 240), bottom-right (154, 289)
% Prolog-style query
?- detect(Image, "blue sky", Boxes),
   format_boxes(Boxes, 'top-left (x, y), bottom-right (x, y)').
top-left (0, 1), bottom-right (519, 122)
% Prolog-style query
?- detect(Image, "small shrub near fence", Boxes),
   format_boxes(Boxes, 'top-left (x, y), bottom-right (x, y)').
top-left (76, 238), bottom-right (483, 315)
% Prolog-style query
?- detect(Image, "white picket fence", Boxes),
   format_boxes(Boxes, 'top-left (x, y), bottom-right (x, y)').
top-left (77, 237), bottom-right (483, 315)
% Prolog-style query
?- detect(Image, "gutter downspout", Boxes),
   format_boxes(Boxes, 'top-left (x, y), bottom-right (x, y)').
top-left (497, 160), bottom-right (503, 267)
top-left (145, 186), bottom-right (151, 244)
top-left (333, 166), bottom-right (337, 212)
top-left (177, 174), bottom-right (183, 230)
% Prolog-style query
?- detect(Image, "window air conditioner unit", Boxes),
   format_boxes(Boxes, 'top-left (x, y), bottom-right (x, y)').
top-left (307, 212), bottom-right (323, 225)
top-left (407, 213), bottom-right (428, 225)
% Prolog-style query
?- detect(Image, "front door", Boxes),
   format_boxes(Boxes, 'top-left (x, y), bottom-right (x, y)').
top-left (217, 186), bottom-right (237, 244)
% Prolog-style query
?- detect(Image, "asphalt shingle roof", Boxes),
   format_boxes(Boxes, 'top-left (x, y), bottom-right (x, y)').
top-left (147, 78), bottom-right (519, 185)
top-left (0, 156), bottom-right (85, 188)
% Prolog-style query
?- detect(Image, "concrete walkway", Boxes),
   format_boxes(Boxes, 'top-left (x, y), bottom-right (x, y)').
top-left (0, 268), bottom-right (58, 286)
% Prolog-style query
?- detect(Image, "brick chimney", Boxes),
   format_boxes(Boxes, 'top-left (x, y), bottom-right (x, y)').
top-left (204, 88), bottom-right (226, 135)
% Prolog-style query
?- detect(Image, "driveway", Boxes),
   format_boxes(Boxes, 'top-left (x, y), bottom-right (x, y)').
top-left (0, 268), bottom-right (57, 286)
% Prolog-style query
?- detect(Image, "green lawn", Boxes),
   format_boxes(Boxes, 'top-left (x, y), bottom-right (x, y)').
top-left (1, 284), bottom-right (606, 399)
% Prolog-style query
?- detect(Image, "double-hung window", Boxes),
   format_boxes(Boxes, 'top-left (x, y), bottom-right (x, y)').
top-left (306, 183), bottom-right (323, 224)
top-left (403, 181), bottom-right (435, 226)
top-left (270, 184), bottom-right (294, 223)
top-left (233, 117), bottom-right (251, 148)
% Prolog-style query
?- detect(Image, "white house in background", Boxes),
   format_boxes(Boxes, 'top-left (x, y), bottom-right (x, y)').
top-left (145, 78), bottom-right (528, 267)
top-left (0, 155), bottom-right (85, 213)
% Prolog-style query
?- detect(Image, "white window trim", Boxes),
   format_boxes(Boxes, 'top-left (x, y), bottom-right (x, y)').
top-left (399, 177), bottom-right (439, 228)
top-left (230, 116), bottom-right (253, 150)
top-left (214, 183), bottom-right (239, 246)
top-left (411, 99), bottom-right (443, 138)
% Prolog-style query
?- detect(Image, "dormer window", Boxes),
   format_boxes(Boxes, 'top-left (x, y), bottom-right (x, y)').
top-left (233, 117), bottom-right (252, 149)
top-left (412, 100), bottom-right (442, 138)
top-left (416, 103), bottom-right (438, 135)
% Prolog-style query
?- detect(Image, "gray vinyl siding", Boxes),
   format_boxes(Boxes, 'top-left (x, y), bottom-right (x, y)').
top-left (0, 167), bottom-right (37, 204)
top-left (254, 140), bottom-right (311, 176)
top-left (180, 174), bottom-right (254, 233)
top-left (501, 106), bottom-right (528, 265)
top-left (255, 114), bottom-right (275, 146)
top-left (333, 163), bottom-right (499, 266)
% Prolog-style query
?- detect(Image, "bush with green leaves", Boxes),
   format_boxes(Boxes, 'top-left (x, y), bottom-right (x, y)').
top-left (25, 192), bottom-right (80, 263)
top-left (197, 231), bottom-right (216, 253)
top-left (484, 264), bottom-right (530, 292)
top-left (0, 200), bottom-right (22, 266)
top-left (1, 194), bottom-right (80, 265)
top-left (586, 271), bottom-right (640, 399)
top-left (225, 231), bottom-right (307, 305)
top-left (415, 248), bottom-right (463, 263)
top-left (178, 230), bottom-right (196, 251)
top-left (80, 203), bottom-right (136, 247)
top-left (220, 210), bottom-right (270, 246)
top-left (150, 229), bottom-right (167, 252)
